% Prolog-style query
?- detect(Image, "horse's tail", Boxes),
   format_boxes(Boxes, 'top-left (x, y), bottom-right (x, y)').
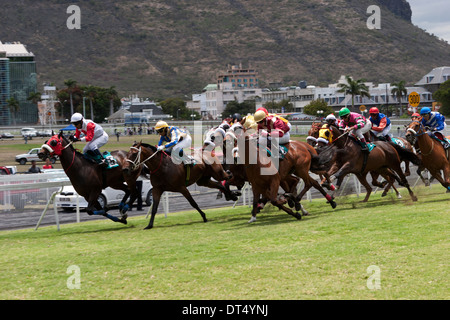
top-left (389, 142), bottom-right (422, 166)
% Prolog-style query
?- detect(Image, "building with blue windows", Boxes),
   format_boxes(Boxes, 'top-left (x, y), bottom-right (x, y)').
top-left (0, 41), bottom-right (37, 125)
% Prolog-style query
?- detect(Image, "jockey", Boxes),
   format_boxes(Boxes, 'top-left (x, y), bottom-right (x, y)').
top-left (155, 120), bottom-right (194, 165)
top-left (411, 112), bottom-right (421, 121)
top-left (325, 114), bottom-right (340, 127)
top-left (69, 112), bottom-right (109, 166)
top-left (254, 109), bottom-right (291, 157)
top-left (419, 107), bottom-right (449, 149)
top-left (338, 107), bottom-right (371, 152)
top-left (369, 107), bottom-right (392, 141)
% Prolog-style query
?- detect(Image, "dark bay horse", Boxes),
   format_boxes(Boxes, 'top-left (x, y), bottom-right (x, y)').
top-left (38, 132), bottom-right (142, 224)
top-left (122, 142), bottom-right (238, 229)
top-left (405, 120), bottom-right (450, 192)
top-left (318, 125), bottom-right (418, 202)
top-left (232, 129), bottom-right (337, 222)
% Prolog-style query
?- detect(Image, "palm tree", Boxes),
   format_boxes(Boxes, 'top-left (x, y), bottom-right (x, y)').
top-left (27, 91), bottom-right (41, 105)
top-left (105, 86), bottom-right (118, 117)
top-left (6, 97), bottom-right (20, 125)
top-left (391, 80), bottom-right (407, 116)
top-left (84, 85), bottom-right (96, 121)
top-left (64, 79), bottom-right (77, 115)
top-left (337, 75), bottom-right (371, 112)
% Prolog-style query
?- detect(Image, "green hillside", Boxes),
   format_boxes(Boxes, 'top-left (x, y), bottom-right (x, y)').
top-left (0, 0), bottom-right (448, 98)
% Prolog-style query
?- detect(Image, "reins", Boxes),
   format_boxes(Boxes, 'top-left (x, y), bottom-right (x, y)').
top-left (407, 121), bottom-right (435, 156)
top-left (127, 146), bottom-right (165, 173)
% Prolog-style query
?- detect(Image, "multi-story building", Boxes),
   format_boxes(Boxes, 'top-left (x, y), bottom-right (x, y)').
top-left (217, 63), bottom-right (259, 89)
top-left (0, 41), bottom-right (37, 125)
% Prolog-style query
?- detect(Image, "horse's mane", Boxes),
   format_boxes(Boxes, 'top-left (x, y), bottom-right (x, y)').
top-left (136, 142), bottom-right (157, 151)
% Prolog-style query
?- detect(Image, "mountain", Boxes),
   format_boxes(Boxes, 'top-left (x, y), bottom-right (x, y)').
top-left (0, 0), bottom-right (449, 98)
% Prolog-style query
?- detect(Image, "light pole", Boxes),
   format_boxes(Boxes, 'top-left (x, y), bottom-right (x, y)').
top-left (177, 108), bottom-right (180, 120)
top-left (317, 110), bottom-right (323, 120)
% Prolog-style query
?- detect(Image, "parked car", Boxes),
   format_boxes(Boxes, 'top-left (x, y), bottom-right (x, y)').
top-left (54, 179), bottom-right (153, 212)
top-left (15, 148), bottom-right (58, 165)
top-left (0, 132), bottom-right (14, 139)
top-left (37, 129), bottom-right (53, 137)
top-left (21, 127), bottom-right (38, 139)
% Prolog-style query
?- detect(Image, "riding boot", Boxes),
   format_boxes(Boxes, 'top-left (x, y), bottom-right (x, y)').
top-left (359, 138), bottom-right (369, 152)
top-left (92, 149), bottom-right (107, 167)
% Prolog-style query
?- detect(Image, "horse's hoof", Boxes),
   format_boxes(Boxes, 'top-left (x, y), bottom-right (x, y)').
top-left (412, 196), bottom-right (418, 202)
top-left (144, 225), bottom-right (153, 230)
top-left (329, 200), bottom-right (337, 209)
top-left (120, 218), bottom-right (127, 225)
top-left (248, 216), bottom-right (256, 223)
top-left (381, 192), bottom-right (387, 197)
top-left (295, 213), bottom-right (302, 220)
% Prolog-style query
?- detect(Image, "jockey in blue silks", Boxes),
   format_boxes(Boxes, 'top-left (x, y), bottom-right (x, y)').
top-left (420, 107), bottom-right (449, 149)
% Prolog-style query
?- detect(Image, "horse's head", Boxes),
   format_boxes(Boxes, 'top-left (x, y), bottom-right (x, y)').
top-left (405, 120), bottom-right (422, 145)
top-left (38, 132), bottom-right (65, 160)
top-left (306, 122), bottom-right (322, 147)
top-left (124, 142), bottom-right (157, 173)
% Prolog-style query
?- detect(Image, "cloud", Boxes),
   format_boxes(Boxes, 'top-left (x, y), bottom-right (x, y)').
top-left (408, 0), bottom-right (450, 42)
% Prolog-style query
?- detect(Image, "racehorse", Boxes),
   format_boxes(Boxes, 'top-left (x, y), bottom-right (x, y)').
top-left (405, 120), bottom-right (450, 192)
top-left (38, 132), bottom-right (142, 224)
top-left (122, 142), bottom-right (238, 229)
top-left (318, 125), bottom-right (418, 202)
top-left (306, 121), bottom-right (323, 147)
top-left (231, 127), bottom-right (337, 222)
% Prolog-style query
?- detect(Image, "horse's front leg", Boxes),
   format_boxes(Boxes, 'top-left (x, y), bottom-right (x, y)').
top-left (145, 188), bottom-right (162, 229)
top-left (179, 187), bottom-right (208, 223)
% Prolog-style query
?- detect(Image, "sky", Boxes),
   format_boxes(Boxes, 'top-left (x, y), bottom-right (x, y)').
top-left (408, 0), bottom-right (450, 43)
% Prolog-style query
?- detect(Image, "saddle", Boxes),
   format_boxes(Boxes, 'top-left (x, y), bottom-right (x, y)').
top-left (265, 144), bottom-right (289, 159)
top-left (83, 151), bottom-right (119, 169)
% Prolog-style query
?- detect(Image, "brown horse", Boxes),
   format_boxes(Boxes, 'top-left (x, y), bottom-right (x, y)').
top-left (38, 132), bottom-right (142, 224)
top-left (306, 121), bottom-right (323, 147)
top-left (233, 128), bottom-right (337, 222)
top-left (405, 120), bottom-right (450, 192)
top-left (319, 125), bottom-right (418, 202)
top-left (122, 142), bottom-right (238, 229)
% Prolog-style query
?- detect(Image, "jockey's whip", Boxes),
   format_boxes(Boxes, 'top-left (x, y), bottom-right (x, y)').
top-left (332, 130), bottom-right (350, 143)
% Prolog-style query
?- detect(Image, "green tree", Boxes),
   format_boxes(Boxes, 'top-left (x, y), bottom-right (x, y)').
top-left (337, 75), bottom-right (370, 112)
top-left (303, 99), bottom-right (334, 117)
top-left (64, 79), bottom-right (78, 115)
top-left (159, 98), bottom-right (188, 119)
top-left (223, 100), bottom-right (256, 118)
top-left (83, 85), bottom-right (97, 121)
top-left (264, 99), bottom-right (293, 113)
top-left (27, 91), bottom-right (41, 105)
top-left (433, 80), bottom-right (450, 116)
top-left (391, 80), bottom-right (407, 116)
top-left (105, 86), bottom-right (119, 117)
top-left (6, 97), bottom-right (20, 125)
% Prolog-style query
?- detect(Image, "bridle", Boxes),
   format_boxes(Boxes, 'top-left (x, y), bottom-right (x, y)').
top-left (406, 120), bottom-right (435, 156)
top-left (126, 146), bottom-right (164, 173)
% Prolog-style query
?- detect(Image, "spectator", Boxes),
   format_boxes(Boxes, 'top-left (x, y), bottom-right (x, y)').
top-left (42, 158), bottom-right (53, 169)
top-left (28, 160), bottom-right (42, 173)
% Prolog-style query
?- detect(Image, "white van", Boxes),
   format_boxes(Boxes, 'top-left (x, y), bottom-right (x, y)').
top-left (21, 127), bottom-right (38, 138)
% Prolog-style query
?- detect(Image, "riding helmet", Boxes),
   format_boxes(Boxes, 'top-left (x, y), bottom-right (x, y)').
top-left (369, 107), bottom-right (379, 114)
top-left (70, 113), bottom-right (84, 123)
top-left (254, 110), bottom-right (267, 123)
top-left (155, 121), bottom-right (169, 131)
top-left (325, 114), bottom-right (336, 122)
top-left (419, 107), bottom-right (431, 115)
top-left (232, 113), bottom-right (242, 122)
top-left (339, 107), bottom-right (350, 118)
